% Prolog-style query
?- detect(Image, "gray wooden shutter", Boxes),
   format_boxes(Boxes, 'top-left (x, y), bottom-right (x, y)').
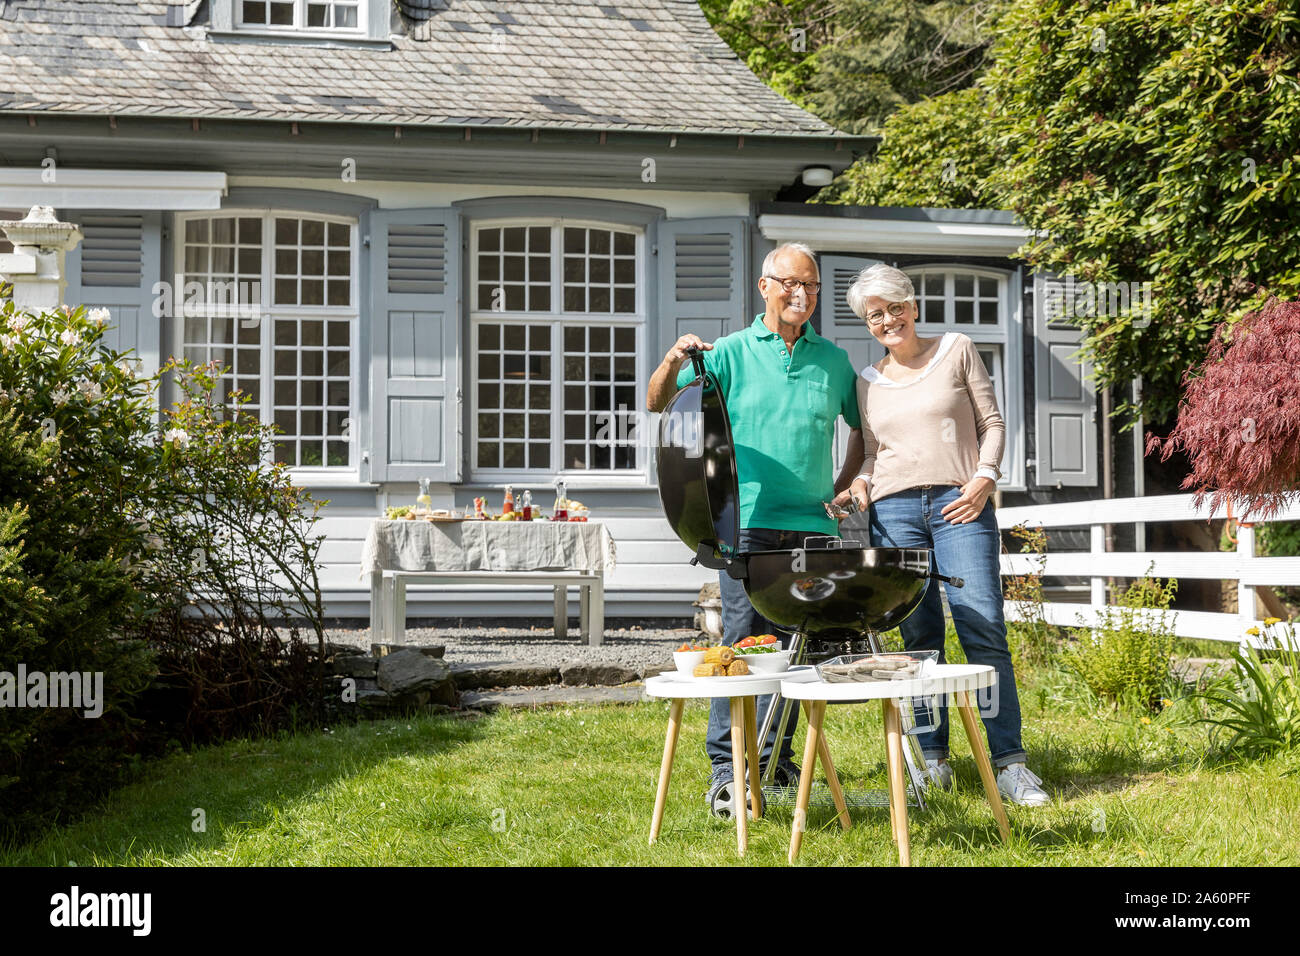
top-left (819, 254), bottom-right (884, 466)
top-left (655, 216), bottom-right (748, 358)
top-left (63, 211), bottom-right (162, 373)
top-left (369, 207), bottom-right (462, 483)
top-left (1033, 271), bottom-right (1097, 487)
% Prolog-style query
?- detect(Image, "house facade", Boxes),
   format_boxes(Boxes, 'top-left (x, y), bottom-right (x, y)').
top-left (0, 0), bottom-right (1140, 619)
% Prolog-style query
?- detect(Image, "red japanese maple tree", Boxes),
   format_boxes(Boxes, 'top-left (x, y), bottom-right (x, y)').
top-left (1147, 298), bottom-right (1300, 521)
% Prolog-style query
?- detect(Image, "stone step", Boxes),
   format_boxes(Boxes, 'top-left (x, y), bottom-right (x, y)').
top-left (451, 660), bottom-right (674, 689)
top-left (459, 685), bottom-right (647, 711)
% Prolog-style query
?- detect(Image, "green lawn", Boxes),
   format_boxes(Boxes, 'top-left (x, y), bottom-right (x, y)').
top-left (3, 654), bottom-right (1297, 866)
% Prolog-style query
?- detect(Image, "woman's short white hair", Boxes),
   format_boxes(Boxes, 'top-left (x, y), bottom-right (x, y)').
top-left (761, 242), bottom-right (819, 279)
top-left (847, 264), bottom-right (915, 318)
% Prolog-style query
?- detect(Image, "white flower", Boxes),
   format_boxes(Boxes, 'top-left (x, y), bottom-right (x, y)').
top-left (59, 329), bottom-right (81, 347)
top-left (164, 427), bottom-right (190, 448)
top-left (0, 334), bottom-right (14, 350)
top-left (88, 307), bottom-right (112, 326)
top-left (76, 378), bottom-right (103, 401)
top-left (51, 386), bottom-right (71, 406)
top-left (7, 314), bottom-right (30, 333)
top-left (0, 389), bottom-right (8, 402)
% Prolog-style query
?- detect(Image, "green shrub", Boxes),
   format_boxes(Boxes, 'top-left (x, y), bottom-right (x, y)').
top-left (0, 302), bottom-right (328, 839)
top-left (1002, 522), bottom-right (1059, 671)
top-left (1065, 576), bottom-right (1178, 711)
top-left (1194, 622), bottom-right (1300, 760)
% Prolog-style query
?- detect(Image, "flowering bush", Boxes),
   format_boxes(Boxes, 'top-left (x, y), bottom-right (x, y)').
top-left (0, 301), bottom-right (327, 838)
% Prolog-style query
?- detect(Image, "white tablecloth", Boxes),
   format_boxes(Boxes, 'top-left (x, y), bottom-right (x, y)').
top-left (360, 519), bottom-right (617, 576)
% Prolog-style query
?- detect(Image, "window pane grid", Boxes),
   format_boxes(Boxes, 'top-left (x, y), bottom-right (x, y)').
top-left (179, 212), bottom-right (355, 471)
top-left (562, 227), bottom-right (637, 314)
top-left (274, 216), bottom-right (351, 307)
top-left (475, 322), bottom-right (552, 471)
top-left (906, 270), bottom-right (1002, 326)
top-left (560, 324), bottom-right (638, 470)
top-left (241, 0), bottom-right (359, 28)
top-left (475, 226), bottom-right (551, 313)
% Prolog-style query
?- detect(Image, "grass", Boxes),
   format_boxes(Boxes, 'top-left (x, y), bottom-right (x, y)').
top-left (3, 654), bottom-right (1297, 866)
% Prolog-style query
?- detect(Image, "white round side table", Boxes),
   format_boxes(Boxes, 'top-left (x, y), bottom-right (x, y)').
top-left (779, 663), bottom-right (1011, 866)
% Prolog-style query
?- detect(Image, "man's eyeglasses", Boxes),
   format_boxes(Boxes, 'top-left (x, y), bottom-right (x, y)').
top-left (764, 275), bottom-right (821, 295)
top-left (863, 301), bottom-right (910, 327)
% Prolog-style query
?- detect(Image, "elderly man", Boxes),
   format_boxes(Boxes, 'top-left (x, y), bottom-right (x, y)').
top-left (647, 242), bottom-right (864, 814)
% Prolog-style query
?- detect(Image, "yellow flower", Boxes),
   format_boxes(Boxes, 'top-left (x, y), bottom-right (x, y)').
top-left (1246, 627), bottom-right (1260, 636)
top-left (1161, 699), bottom-right (1172, 707)
top-left (1264, 617), bottom-right (1281, 626)
top-left (1140, 716), bottom-right (1151, 724)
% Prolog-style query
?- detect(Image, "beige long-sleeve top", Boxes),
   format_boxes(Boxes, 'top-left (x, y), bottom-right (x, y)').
top-left (855, 332), bottom-right (1005, 503)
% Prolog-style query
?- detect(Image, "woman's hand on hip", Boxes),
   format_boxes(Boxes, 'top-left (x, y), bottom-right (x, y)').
top-left (940, 477), bottom-right (996, 524)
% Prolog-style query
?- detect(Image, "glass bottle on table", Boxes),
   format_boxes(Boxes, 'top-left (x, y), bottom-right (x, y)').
top-left (503, 484), bottom-right (515, 515)
top-left (521, 489), bottom-right (532, 521)
top-left (552, 478), bottom-right (568, 521)
top-left (416, 477), bottom-right (432, 514)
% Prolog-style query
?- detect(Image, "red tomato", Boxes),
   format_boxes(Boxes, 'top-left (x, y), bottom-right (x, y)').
top-left (757, 634), bottom-right (779, 645)
top-left (735, 637), bottom-right (756, 648)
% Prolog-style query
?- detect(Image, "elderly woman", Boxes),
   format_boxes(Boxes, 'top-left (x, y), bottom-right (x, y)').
top-left (834, 263), bottom-right (1049, 806)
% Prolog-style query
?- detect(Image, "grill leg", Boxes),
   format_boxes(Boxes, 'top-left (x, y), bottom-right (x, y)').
top-left (757, 632), bottom-right (806, 786)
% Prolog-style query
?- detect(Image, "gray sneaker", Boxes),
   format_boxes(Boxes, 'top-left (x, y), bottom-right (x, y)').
top-left (925, 758), bottom-right (954, 791)
top-left (997, 763), bottom-right (1050, 806)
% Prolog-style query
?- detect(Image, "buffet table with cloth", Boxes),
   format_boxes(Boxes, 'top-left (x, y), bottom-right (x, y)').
top-left (361, 519), bottom-right (617, 645)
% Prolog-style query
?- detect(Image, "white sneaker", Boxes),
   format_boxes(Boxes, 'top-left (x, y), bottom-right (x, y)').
top-left (997, 763), bottom-right (1050, 806)
top-left (924, 758), bottom-right (953, 791)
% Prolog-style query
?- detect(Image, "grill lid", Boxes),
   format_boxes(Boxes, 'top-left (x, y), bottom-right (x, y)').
top-left (655, 348), bottom-right (740, 568)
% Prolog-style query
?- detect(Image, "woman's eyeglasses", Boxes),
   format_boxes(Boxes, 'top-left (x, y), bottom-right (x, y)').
top-left (863, 301), bottom-right (909, 327)
top-left (765, 275), bottom-right (822, 295)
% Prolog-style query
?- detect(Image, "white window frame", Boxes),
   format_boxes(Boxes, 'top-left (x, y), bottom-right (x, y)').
top-left (171, 209), bottom-right (361, 483)
top-left (903, 264), bottom-right (1026, 491)
top-left (234, 0), bottom-right (366, 35)
top-left (468, 218), bottom-right (649, 488)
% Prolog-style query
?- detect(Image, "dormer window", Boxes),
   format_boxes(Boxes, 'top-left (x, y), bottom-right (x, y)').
top-left (238, 0), bottom-right (362, 32)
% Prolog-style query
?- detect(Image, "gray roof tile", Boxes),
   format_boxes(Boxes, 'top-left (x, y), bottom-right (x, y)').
top-left (0, 0), bottom-right (837, 136)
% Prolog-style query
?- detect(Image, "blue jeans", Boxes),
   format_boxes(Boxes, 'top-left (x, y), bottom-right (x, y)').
top-left (705, 528), bottom-right (814, 777)
top-left (868, 486), bottom-right (1027, 769)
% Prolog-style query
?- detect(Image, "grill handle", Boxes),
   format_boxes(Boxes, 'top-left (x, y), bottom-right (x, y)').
top-left (926, 570), bottom-right (965, 589)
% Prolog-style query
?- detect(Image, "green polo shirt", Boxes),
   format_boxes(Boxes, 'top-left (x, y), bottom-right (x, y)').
top-left (675, 314), bottom-right (861, 535)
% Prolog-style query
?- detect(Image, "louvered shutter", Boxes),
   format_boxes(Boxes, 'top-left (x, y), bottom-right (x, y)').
top-left (369, 207), bottom-right (462, 483)
top-left (655, 217), bottom-right (748, 359)
top-left (1032, 272), bottom-right (1098, 487)
top-left (818, 255), bottom-right (884, 466)
top-left (63, 211), bottom-right (162, 373)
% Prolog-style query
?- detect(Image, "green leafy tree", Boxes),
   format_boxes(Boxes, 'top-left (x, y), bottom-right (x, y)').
top-left (699, 1), bottom-right (1005, 130)
top-left (819, 86), bottom-right (1001, 205)
top-left (979, 0), bottom-right (1300, 424)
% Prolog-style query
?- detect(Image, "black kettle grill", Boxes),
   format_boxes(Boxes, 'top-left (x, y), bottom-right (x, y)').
top-left (657, 348), bottom-right (962, 637)
top-left (656, 347), bottom-right (965, 803)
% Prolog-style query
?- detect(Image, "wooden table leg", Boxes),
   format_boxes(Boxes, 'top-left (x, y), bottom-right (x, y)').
top-left (588, 572), bottom-right (605, 647)
top-left (956, 689), bottom-right (1011, 843)
top-left (729, 697), bottom-right (749, 855)
top-left (788, 699), bottom-right (825, 863)
top-left (882, 699), bottom-right (897, 844)
top-left (649, 699), bottom-right (684, 845)
top-left (884, 699), bottom-right (911, 867)
top-left (369, 570), bottom-right (384, 643)
top-left (742, 696), bottom-right (762, 820)
top-left (801, 702), bottom-right (850, 832)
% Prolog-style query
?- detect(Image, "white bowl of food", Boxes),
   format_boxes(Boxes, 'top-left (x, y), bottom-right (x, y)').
top-left (732, 635), bottom-right (793, 673)
top-left (672, 645), bottom-right (708, 676)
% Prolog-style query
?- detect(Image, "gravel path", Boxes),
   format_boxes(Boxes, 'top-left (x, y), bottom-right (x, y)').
top-left (323, 617), bottom-right (699, 670)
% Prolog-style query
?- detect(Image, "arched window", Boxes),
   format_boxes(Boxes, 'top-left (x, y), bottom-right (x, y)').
top-left (469, 219), bottom-right (646, 478)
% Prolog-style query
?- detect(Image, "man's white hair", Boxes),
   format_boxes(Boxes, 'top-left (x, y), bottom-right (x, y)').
top-left (847, 263), bottom-right (915, 318)
top-left (761, 242), bottom-right (819, 279)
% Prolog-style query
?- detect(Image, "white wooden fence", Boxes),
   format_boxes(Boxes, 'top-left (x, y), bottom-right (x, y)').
top-left (996, 494), bottom-right (1300, 650)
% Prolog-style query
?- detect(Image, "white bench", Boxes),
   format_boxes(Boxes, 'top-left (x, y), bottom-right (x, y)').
top-left (369, 569), bottom-right (606, 646)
